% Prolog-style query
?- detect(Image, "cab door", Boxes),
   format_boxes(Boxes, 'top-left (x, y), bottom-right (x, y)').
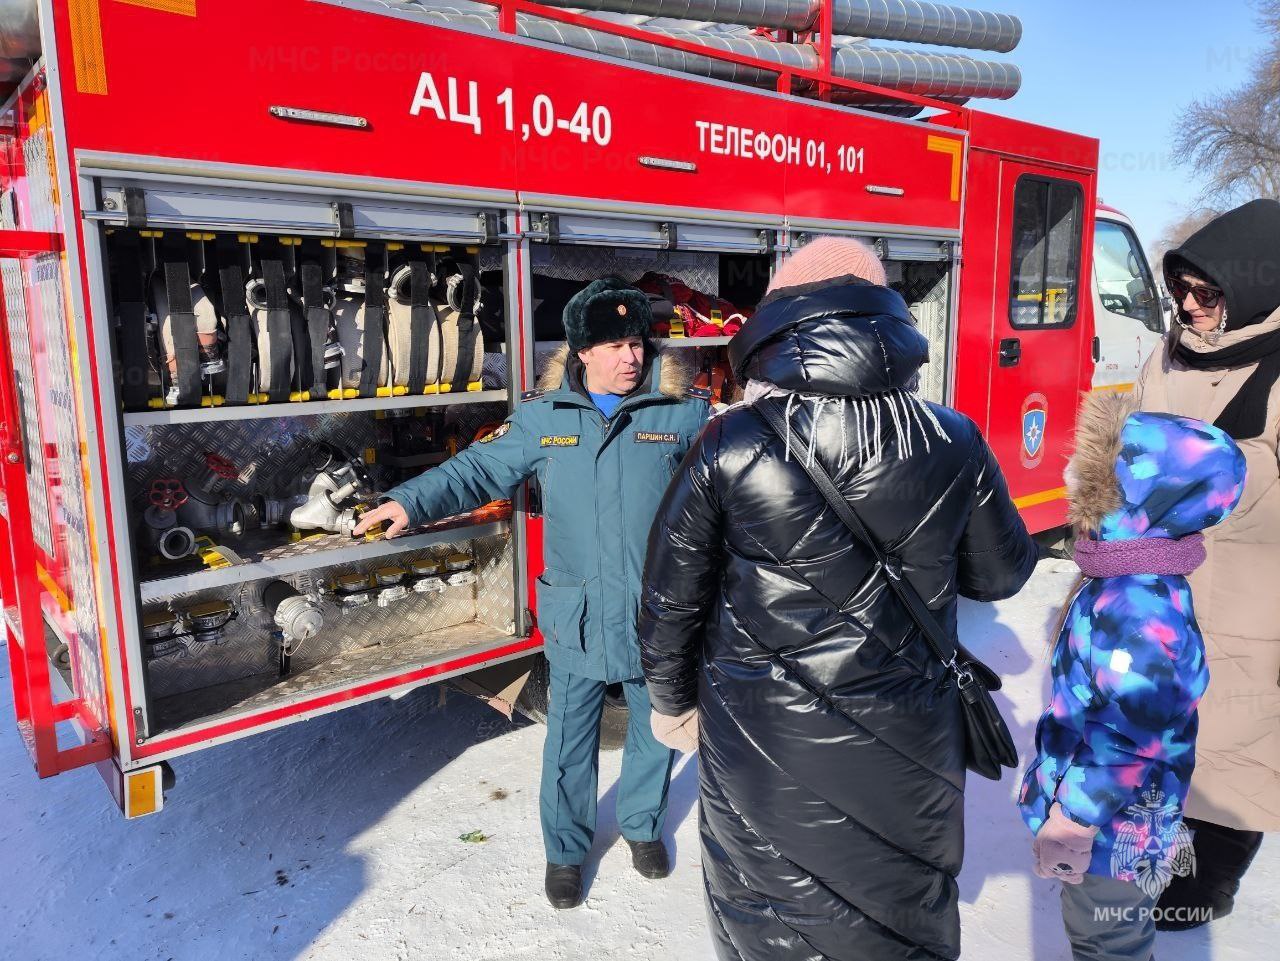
top-left (1092, 216), bottom-right (1165, 390)
top-left (987, 163), bottom-right (1094, 531)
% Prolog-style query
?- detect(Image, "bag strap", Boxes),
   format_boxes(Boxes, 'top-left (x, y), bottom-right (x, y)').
top-left (754, 398), bottom-right (961, 677)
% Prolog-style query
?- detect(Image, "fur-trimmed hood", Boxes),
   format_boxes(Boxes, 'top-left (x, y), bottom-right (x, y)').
top-left (536, 343), bottom-right (694, 399)
top-left (1066, 390), bottom-right (1246, 541)
top-left (1065, 392), bottom-right (1136, 535)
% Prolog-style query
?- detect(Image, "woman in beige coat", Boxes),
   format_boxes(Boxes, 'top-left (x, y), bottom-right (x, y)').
top-left (1135, 199), bottom-right (1280, 929)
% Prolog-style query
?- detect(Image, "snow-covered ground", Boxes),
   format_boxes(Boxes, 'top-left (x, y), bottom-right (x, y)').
top-left (1, 560), bottom-right (1274, 961)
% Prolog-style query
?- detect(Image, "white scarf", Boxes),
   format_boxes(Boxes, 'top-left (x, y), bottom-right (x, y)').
top-left (727, 379), bottom-right (951, 467)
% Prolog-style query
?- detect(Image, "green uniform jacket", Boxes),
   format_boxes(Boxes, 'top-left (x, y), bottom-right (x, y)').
top-left (384, 345), bottom-right (709, 682)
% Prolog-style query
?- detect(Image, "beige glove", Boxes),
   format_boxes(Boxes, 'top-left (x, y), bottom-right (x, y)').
top-left (650, 708), bottom-right (698, 753)
top-left (1033, 803), bottom-right (1099, 885)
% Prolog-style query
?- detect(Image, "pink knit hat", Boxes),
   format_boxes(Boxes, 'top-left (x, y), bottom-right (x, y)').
top-left (766, 236), bottom-right (886, 293)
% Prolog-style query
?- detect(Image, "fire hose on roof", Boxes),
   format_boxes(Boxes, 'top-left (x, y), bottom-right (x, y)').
top-left (541, 0), bottom-right (1022, 52)
top-left (396, 1), bottom-right (1020, 106)
top-left (4, 1), bottom-right (1022, 109)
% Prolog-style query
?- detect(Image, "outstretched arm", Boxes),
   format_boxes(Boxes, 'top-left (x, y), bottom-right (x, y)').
top-left (356, 413), bottom-right (536, 537)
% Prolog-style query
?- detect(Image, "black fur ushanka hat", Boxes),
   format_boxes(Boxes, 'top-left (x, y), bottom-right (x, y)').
top-left (563, 276), bottom-right (652, 351)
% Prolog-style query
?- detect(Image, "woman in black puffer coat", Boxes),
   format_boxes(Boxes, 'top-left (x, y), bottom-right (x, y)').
top-left (639, 238), bottom-right (1037, 961)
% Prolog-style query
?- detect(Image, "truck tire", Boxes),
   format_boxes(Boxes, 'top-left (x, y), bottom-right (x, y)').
top-left (514, 653), bottom-right (629, 751)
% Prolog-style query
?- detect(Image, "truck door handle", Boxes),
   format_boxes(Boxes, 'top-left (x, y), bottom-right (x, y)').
top-left (1092, 335), bottom-right (1101, 363)
top-left (998, 337), bottom-right (1022, 367)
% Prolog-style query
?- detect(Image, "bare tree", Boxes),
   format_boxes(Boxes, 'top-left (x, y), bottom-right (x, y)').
top-left (1153, 207), bottom-right (1222, 265)
top-left (1171, 2), bottom-right (1280, 207)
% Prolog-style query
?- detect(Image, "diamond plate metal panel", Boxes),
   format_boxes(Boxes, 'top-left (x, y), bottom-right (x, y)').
top-left (33, 250), bottom-right (110, 725)
top-left (530, 244), bottom-right (721, 295)
top-left (481, 350), bottom-right (509, 389)
top-left (475, 534), bottom-right (515, 634)
top-left (124, 403), bottom-right (509, 516)
top-left (478, 247), bottom-right (503, 274)
top-left (143, 533), bottom-right (514, 706)
top-left (151, 619), bottom-right (511, 733)
top-left (21, 127), bottom-right (58, 233)
top-left (897, 261), bottom-right (951, 405)
top-left (0, 254), bottom-right (54, 555)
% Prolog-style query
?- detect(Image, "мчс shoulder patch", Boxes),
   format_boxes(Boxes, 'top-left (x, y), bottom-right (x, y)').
top-left (540, 435), bottom-right (580, 448)
top-left (634, 431), bottom-right (680, 444)
top-left (478, 423), bottom-right (510, 444)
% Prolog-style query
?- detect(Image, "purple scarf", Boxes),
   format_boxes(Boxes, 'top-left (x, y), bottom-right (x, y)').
top-left (1073, 534), bottom-right (1206, 578)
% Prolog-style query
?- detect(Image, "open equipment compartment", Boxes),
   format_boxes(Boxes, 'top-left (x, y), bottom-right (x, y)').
top-left (787, 229), bottom-right (956, 405)
top-left (519, 209), bottom-right (956, 408)
top-left (520, 210), bottom-right (776, 405)
top-left (87, 176), bottom-right (527, 740)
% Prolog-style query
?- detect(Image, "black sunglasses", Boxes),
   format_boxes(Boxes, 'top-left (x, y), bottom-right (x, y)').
top-left (1169, 277), bottom-right (1225, 310)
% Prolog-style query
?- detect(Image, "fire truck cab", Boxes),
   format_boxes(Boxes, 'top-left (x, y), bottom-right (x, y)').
top-left (0, 0), bottom-right (1151, 816)
top-left (1091, 202), bottom-right (1167, 391)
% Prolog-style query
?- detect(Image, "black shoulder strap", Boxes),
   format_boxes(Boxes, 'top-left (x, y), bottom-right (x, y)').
top-left (260, 259), bottom-right (294, 403)
top-left (112, 232), bottom-right (150, 410)
top-left (448, 261), bottom-right (481, 390)
top-left (218, 263), bottom-right (253, 405)
top-left (359, 246), bottom-right (387, 398)
top-left (301, 263), bottom-right (329, 395)
top-left (754, 398), bottom-right (958, 674)
top-left (163, 260), bottom-right (202, 407)
top-left (406, 259), bottom-right (433, 394)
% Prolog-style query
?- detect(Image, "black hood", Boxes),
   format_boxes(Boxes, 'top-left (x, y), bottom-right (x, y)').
top-left (1164, 198), bottom-right (1280, 331)
top-left (728, 278), bottom-right (928, 398)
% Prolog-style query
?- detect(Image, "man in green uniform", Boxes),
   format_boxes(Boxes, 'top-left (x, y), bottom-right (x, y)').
top-left (354, 278), bottom-right (709, 908)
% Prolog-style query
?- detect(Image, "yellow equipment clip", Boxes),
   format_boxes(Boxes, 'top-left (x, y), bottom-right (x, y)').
top-left (192, 537), bottom-right (234, 569)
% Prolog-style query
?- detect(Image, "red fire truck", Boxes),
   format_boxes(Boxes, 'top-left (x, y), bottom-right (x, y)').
top-left (1, 0), bottom-right (1144, 817)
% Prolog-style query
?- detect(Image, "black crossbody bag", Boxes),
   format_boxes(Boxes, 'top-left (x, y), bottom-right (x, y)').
top-left (756, 398), bottom-right (1018, 781)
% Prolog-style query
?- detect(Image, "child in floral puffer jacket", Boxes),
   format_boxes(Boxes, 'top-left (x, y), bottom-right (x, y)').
top-left (1019, 391), bottom-right (1246, 961)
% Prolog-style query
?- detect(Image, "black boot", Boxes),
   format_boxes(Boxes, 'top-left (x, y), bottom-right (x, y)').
top-left (626, 839), bottom-right (671, 879)
top-left (1155, 817), bottom-right (1264, 931)
top-left (544, 863), bottom-right (583, 909)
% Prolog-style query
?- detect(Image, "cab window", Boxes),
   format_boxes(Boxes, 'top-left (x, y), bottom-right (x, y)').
top-left (1008, 176), bottom-right (1083, 329)
top-left (1094, 219), bottom-right (1163, 333)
